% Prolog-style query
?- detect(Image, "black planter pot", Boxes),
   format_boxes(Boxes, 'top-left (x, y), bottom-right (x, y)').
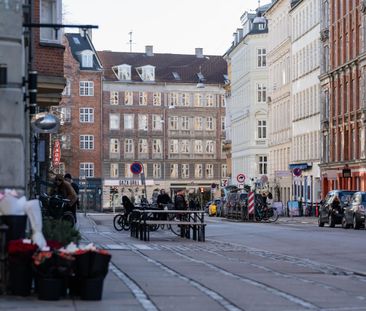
top-left (89, 252), bottom-right (111, 278)
top-left (80, 277), bottom-right (104, 300)
top-left (8, 261), bottom-right (33, 296)
top-left (37, 278), bottom-right (64, 300)
top-left (0, 215), bottom-right (27, 244)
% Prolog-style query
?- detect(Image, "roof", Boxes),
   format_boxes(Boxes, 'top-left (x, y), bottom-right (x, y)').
top-left (65, 33), bottom-right (102, 71)
top-left (97, 50), bottom-right (227, 84)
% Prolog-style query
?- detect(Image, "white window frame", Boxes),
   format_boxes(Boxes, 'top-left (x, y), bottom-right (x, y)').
top-left (181, 164), bottom-right (189, 179)
top-left (62, 79), bottom-right (71, 96)
top-left (206, 94), bottom-right (214, 107)
top-left (152, 115), bottom-right (163, 130)
top-left (221, 164), bottom-right (228, 178)
top-left (205, 140), bottom-right (214, 153)
top-left (40, 0), bottom-right (62, 43)
top-left (257, 48), bottom-right (267, 68)
top-left (194, 140), bottom-right (203, 153)
top-left (79, 81), bottom-right (94, 96)
top-left (125, 139), bottom-right (134, 154)
top-left (138, 139), bottom-right (148, 154)
top-left (181, 140), bottom-right (190, 153)
top-left (152, 139), bottom-right (162, 154)
top-left (109, 113), bottom-right (120, 130)
top-left (125, 164), bottom-right (133, 178)
top-left (170, 164), bottom-right (178, 178)
top-left (170, 139), bottom-right (179, 153)
top-left (195, 164), bottom-right (203, 178)
top-left (138, 115), bottom-right (148, 131)
top-left (110, 91), bottom-right (119, 105)
top-left (169, 116), bottom-right (179, 130)
top-left (51, 106), bottom-right (71, 124)
top-left (257, 83), bottom-right (267, 103)
top-left (258, 155), bottom-right (268, 174)
top-left (205, 164), bottom-right (214, 178)
top-left (124, 114), bottom-right (134, 129)
top-left (110, 138), bottom-right (120, 154)
top-left (80, 162), bottom-right (94, 178)
top-left (169, 93), bottom-right (179, 107)
top-left (206, 117), bottom-right (214, 131)
top-left (153, 92), bottom-right (161, 106)
top-left (81, 50), bottom-right (93, 68)
top-left (181, 116), bottom-right (189, 130)
top-left (194, 93), bottom-right (203, 107)
top-left (116, 64), bottom-right (131, 80)
top-left (110, 163), bottom-right (119, 178)
top-left (79, 135), bottom-right (94, 150)
top-left (194, 117), bottom-right (203, 130)
top-left (124, 91), bottom-right (133, 105)
top-left (181, 93), bottom-right (190, 106)
top-left (257, 120), bottom-right (267, 139)
top-left (79, 108), bottom-right (94, 123)
top-left (61, 134), bottom-right (71, 149)
top-left (153, 163), bottom-right (162, 179)
top-left (139, 92), bottom-right (147, 106)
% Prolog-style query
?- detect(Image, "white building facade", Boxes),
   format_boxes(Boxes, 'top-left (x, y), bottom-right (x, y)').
top-left (266, 0), bottom-right (292, 204)
top-left (225, 10), bottom-right (269, 189)
top-left (290, 0), bottom-right (321, 210)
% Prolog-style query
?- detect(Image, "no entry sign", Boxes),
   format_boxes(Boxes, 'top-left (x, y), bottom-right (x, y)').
top-left (236, 173), bottom-right (245, 183)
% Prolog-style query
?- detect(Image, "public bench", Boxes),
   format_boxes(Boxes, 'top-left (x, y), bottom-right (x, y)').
top-left (130, 209), bottom-right (206, 242)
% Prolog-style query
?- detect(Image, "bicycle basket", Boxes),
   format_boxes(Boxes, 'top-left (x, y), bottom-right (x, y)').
top-left (48, 197), bottom-right (65, 219)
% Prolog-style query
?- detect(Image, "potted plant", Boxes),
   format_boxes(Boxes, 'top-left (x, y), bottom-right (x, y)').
top-left (42, 218), bottom-right (81, 246)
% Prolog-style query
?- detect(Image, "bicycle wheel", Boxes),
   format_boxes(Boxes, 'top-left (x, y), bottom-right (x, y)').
top-left (169, 223), bottom-right (180, 236)
top-left (268, 208), bottom-right (279, 222)
top-left (61, 212), bottom-right (75, 227)
top-left (113, 214), bottom-right (124, 231)
top-left (122, 214), bottom-right (131, 231)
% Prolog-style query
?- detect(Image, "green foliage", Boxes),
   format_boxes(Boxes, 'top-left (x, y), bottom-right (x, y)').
top-left (42, 218), bottom-right (81, 246)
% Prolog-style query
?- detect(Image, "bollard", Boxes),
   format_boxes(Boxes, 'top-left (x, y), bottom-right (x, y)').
top-left (315, 202), bottom-right (319, 217)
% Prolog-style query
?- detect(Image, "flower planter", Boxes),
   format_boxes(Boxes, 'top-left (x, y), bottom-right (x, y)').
top-left (37, 277), bottom-right (64, 300)
top-left (80, 277), bottom-right (104, 300)
top-left (8, 261), bottom-right (33, 296)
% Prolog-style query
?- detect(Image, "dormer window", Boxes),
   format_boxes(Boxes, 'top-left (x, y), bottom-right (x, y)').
top-left (113, 64), bottom-right (131, 81)
top-left (81, 50), bottom-right (93, 68)
top-left (136, 65), bottom-right (155, 82)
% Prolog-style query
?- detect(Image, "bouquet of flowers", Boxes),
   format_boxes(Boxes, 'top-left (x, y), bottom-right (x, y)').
top-left (32, 250), bottom-right (75, 278)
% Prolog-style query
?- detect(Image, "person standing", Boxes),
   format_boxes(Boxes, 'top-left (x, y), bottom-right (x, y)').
top-left (157, 189), bottom-right (172, 208)
top-left (174, 191), bottom-right (187, 210)
top-left (64, 173), bottom-right (80, 210)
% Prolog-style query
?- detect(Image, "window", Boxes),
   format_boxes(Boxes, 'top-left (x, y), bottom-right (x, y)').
top-left (181, 116), bottom-right (189, 130)
top-left (51, 106), bottom-right (71, 124)
top-left (79, 135), bottom-right (94, 150)
top-left (61, 134), bottom-right (71, 149)
top-left (152, 139), bottom-right (162, 154)
top-left (206, 164), bottom-right (214, 178)
top-left (181, 93), bottom-right (190, 106)
top-left (80, 163), bottom-right (94, 178)
top-left (40, 0), bottom-right (62, 43)
top-left (110, 163), bottom-right (119, 178)
top-left (124, 91), bottom-right (133, 105)
top-left (109, 113), bottom-right (120, 130)
top-left (257, 84), bottom-right (267, 103)
top-left (170, 164), bottom-right (178, 178)
top-left (81, 50), bottom-right (93, 68)
top-left (257, 48), bottom-right (266, 67)
top-left (257, 120), bottom-right (267, 139)
top-left (136, 65), bottom-right (155, 81)
top-left (125, 139), bottom-right (134, 154)
top-left (138, 139), bottom-right (148, 154)
top-left (116, 64), bottom-right (131, 80)
top-left (170, 139), bottom-right (179, 153)
top-left (124, 114), bottom-right (134, 129)
top-left (221, 164), bottom-right (228, 178)
top-left (153, 163), bottom-right (161, 179)
top-left (125, 164), bottom-right (133, 178)
top-left (206, 94), bottom-right (214, 107)
top-left (139, 92), bottom-right (147, 106)
top-left (54, 162), bottom-right (65, 175)
top-left (169, 116), bottom-right (179, 130)
top-left (110, 91), bottom-right (119, 105)
top-left (221, 116), bottom-right (225, 131)
top-left (152, 115), bottom-right (163, 130)
top-left (205, 140), bottom-right (214, 153)
top-left (195, 164), bottom-right (203, 178)
top-left (138, 115), bottom-right (148, 130)
top-left (220, 95), bottom-right (226, 107)
top-left (181, 164), bottom-right (189, 178)
top-left (110, 138), bottom-right (120, 154)
top-left (194, 94), bottom-right (203, 107)
top-left (194, 117), bottom-right (203, 130)
top-left (80, 108), bottom-right (94, 123)
top-left (181, 140), bottom-right (190, 153)
top-left (194, 140), bottom-right (203, 153)
top-left (153, 92), bottom-right (161, 106)
top-left (62, 79), bottom-right (71, 96)
top-left (258, 156), bottom-right (267, 174)
top-left (206, 117), bottom-right (214, 131)
top-left (79, 81), bottom-right (94, 96)
top-left (169, 93), bottom-right (179, 107)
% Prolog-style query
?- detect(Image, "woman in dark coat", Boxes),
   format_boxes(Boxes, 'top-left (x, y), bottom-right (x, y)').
top-left (122, 196), bottom-right (135, 214)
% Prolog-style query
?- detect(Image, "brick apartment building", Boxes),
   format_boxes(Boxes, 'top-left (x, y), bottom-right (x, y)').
top-left (98, 46), bottom-right (227, 208)
top-left (320, 1), bottom-right (366, 196)
top-left (56, 32), bottom-right (103, 210)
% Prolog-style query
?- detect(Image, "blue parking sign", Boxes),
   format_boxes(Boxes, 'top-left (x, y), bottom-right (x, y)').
top-left (130, 162), bottom-right (143, 175)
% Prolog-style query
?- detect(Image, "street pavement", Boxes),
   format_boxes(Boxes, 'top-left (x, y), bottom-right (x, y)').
top-left (0, 213), bottom-right (319, 310)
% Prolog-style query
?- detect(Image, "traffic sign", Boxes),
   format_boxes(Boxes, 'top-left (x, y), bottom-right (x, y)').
top-left (130, 162), bottom-right (143, 175)
top-left (236, 173), bottom-right (245, 183)
top-left (293, 168), bottom-right (302, 177)
top-left (260, 175), bottom-right (268, 184)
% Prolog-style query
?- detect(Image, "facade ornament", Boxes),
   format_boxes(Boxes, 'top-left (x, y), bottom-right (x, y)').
top-left (320, 28), bottom-right (329, 42)
top-left (361, 0), bottom-right (366, 14)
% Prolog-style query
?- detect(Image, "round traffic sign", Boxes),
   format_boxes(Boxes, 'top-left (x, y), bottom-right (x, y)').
top-left (236, 173), bottom-right (246, 183)
top-left (130, 162), bottom-right (143, 175)
top-left (293, 168), bottom-right (302, 177)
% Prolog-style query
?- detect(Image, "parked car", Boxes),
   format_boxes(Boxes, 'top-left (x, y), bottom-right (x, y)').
top-left (341, 191), bottom-right (366, 229)
top-left (318, 190), bottom-right (356, 227)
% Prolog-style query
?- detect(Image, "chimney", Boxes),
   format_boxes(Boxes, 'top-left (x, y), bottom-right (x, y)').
top-left (195, 48), bottom-right (204, 58)
top-left (145, 45), bottom-right (154, 56)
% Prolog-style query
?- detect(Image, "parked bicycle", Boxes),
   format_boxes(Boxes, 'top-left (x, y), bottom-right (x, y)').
top-left (255, 203), bottom-right (279, 222)
top-left (39, 193), bottom-right (76, 227)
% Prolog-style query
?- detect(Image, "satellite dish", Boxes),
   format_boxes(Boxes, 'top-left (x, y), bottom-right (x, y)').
top-left (31, 113), bottom-right (60, 133)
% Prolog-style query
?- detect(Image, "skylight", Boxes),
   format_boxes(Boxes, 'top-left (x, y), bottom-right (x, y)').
top-left (73, 37), bottom-right (80, 45)
top-left (172, 72), bottom-right (181, 80)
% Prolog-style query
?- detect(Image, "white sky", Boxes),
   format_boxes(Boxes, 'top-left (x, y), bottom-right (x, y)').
top-left (62, 0), bottom-right (271, 56)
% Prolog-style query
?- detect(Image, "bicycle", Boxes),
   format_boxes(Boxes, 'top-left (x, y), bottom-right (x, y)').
top-left (113, 212), bottom-right (131, 231)
top-left (39, 193), bottom-right (76, 227)
top-left (255, 203), bottom-right (279, 222)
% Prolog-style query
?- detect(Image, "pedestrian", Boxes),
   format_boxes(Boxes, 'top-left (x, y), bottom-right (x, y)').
top-left (64, 173), bottom-right (80, 210)
top-left (122, 195), bottom-right (135, 215)
top-left (174, 191), bottom-right (187, 210)
top-left (51, 174), bottom-right (78, 222)
top-left (157, 189), bottom-right (172, 209)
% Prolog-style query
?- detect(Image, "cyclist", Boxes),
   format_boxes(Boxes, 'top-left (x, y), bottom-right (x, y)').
top-left (122, 195), bottom-right (135, 215)
top-left (156, 189), bottom-right (172, 220)
top-left (50, 174), bottom-right (78, 222)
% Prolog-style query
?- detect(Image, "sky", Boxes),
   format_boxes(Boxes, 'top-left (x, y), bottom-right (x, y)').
top-left (62, 0), bottom-right (271, 56)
